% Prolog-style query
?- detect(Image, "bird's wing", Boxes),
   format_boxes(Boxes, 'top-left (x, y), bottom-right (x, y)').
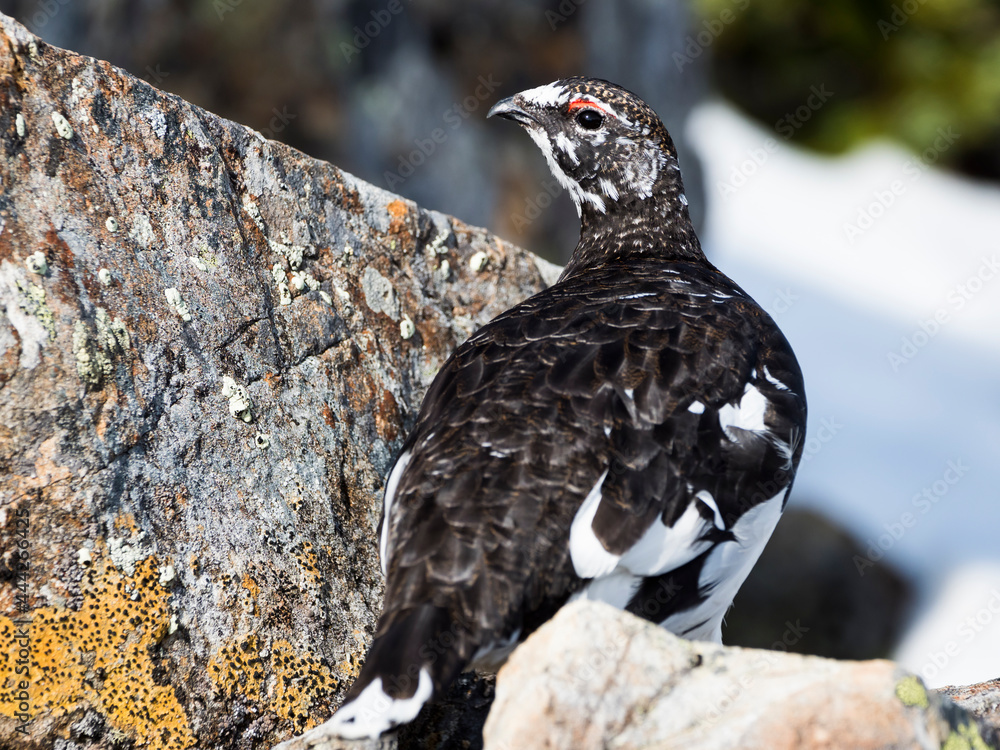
top-left (380, 260), bottom-right (806, 641)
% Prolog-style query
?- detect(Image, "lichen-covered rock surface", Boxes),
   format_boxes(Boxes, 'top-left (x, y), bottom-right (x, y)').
top-left (0, 13), bottom-right (554, 749)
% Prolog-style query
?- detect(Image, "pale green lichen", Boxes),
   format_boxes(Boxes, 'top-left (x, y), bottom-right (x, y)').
top-left (15, 112), bottom-right (26, 138)
top-left (105, 216), bottom-right (119, 233)
top-left (289, 270), bottom-right (320, 293)
top-left (51, 111), bottom-right (73, 139)
top-left (71, 309), bottom-right (129, 387)
top-left (427, 225), bottom-right (450, 255)
top-left (158, 565), bottom-right (176, 587)
top-left (26, 251), bottom-right (48, 275)
top-left (98, 268), bottom-right (112, 286)
top-left (221, 376), bottom-right (253, 423)
top-left (895, 675), bottom-right (928, 709)
top-left (242, 195), bottom-right (265, 231)
top-left (271, 263), bottom-right (287, 285)
top-left (164, 287), bottom-right (192, 322)
top-left (278, 282), bottom-right (292, 306)
top-left (16, 279), bottom-right (56, 339)
top-left (399, 315), bottom-right (415, 340)
top-left (73, 321), bottom-right (108, 386)
top-left (469, 251), bottom-right (489, 272)
top-left (318, 290), bottom-right (332, 306)
top-left (194, 243), bottom-right (218, 269)
top-left (437, 258), bottom-right (451, 281)
top-left (254, 433), bottom-right (270, 449)
top-left (942, 722), bottom-right (990, 750)
top-left (188, 256), bottom-right (208, 272)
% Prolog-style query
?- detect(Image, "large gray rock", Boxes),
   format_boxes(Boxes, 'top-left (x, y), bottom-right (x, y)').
top-left (483, 601), bottom-right (995, 750)
top-left (0, 13), bottom-right (549, 749)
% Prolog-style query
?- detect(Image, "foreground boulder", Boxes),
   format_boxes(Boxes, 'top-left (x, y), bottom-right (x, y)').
top-left (483, 601), bottom-right (995, 750)
top-left (0, 13), bottom-right (552, 749)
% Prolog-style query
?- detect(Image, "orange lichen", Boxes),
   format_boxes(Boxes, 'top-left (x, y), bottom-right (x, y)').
top-left (386, 199), bottom-right (409, 234)
top-left (207, 634), bottom-right (349, 733)
top-left (269, 639), bottom-right (341, 731)
top-left (207, 634), bottom-right (265, 702)
top-left (241, 573), bottom-right (260, 603)
top-left (0, 553), bottom-right (195, 749)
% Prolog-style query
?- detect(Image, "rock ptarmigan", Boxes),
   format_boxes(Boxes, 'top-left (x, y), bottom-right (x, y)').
top-left (293, 77), bottom-right (807, 742)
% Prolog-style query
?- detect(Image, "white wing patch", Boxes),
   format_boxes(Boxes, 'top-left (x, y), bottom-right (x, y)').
top-left (618, 497), bottom-right (714, 577)
top-left (763, 366), bottom-right (791, 392)
top-left (569, 469), bottom-right (620, 578)
top-left (718, 383), bottom-right (768, 439)
top-left (325, 667), bottom-right (433, 739)
top-left (380, 450), bottom-right (412, 576)
top-left (696, 490), bottom-right (726, 531)
top-left (569, 570), bottom-right (641, 610)
top-left (659, 488), bottom-right (787, 643)
top-left (688, 400), bottom-right (706, 414)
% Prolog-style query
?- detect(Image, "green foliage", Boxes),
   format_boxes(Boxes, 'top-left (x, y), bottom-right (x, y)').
top-left (697, 0), bottom-right (1000, 177)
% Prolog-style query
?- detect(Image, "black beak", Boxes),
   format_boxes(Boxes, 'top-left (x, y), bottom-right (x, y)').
top-left (487, 95), bottom-right (537, 126)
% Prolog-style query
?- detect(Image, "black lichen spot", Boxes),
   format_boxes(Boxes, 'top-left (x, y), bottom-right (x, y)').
top-left (90, 91), bottom-right (120, 140)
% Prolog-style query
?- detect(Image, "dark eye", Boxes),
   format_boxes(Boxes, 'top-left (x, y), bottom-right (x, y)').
top-left (576, 109), bottom-right (603, 130)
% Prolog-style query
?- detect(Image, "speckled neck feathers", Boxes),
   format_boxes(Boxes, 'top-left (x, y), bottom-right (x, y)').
top-left (488, 76), bottom-right (704, 277)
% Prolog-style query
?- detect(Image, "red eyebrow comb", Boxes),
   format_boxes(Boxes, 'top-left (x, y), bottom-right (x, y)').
top-left (566, 99), bottom-right (610, 115)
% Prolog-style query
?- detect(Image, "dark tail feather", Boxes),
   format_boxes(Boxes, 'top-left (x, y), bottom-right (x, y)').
top-left (327, 604), bottom-right (471, 739)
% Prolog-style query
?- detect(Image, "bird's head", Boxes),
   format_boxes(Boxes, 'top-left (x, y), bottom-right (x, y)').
top-left (488, 77), bottom-right (684, 219)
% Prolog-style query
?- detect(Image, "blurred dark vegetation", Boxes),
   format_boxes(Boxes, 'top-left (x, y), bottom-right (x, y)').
top-left (1, 0), bottom-right (923, 660)
top-left (698, 0), bottom-right (1000, 180)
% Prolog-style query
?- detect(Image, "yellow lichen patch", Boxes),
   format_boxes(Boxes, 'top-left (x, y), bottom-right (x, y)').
top-left (207, 634), bottom-right (265, 702)
top-left (0, 554), bottom-right (194, 749)
top-left (241, 573), bottom-right (260, 616)
top-left (895, 674), bottom-right (929, 709)
top-left (269, 639), bottom-right (340, 732)
top-left (207, 635), bottom-right (353, 733)
top-left (386, 199), bottom-right (409, 234)
top-left (113, 512), bottom-right (141, 536)
top-left (284, 538), bottom-right (323, 591)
